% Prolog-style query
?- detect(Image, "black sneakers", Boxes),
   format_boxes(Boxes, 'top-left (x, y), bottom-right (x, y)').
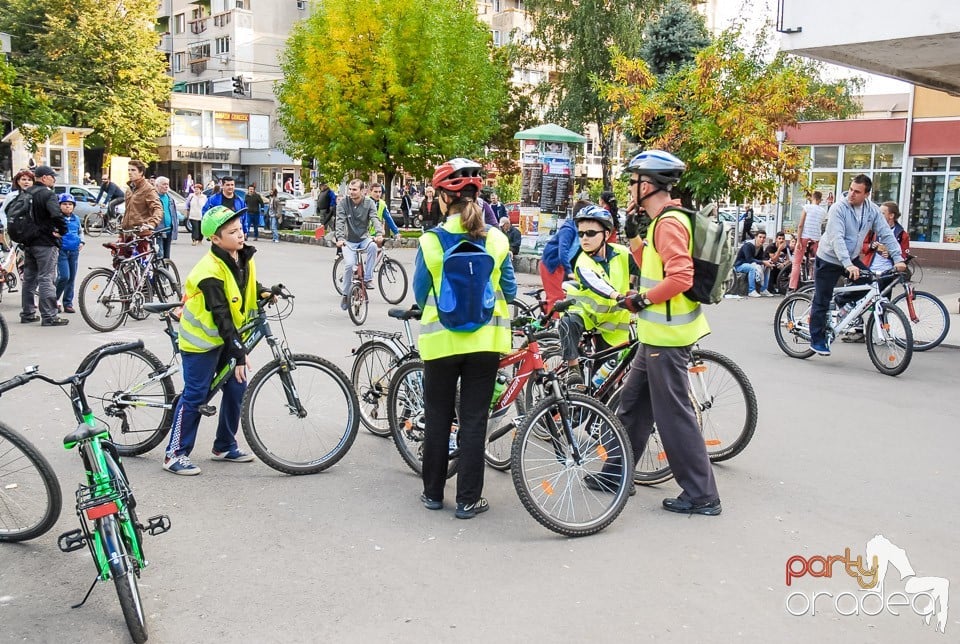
top-left (455, 498), bottom-right (489, 519)
top-left (420, 493), bottom-right (443, 511)
top-left (662, 496), bottom-right (722, 516)
top-left (41, 317), bottom-right (69, 327)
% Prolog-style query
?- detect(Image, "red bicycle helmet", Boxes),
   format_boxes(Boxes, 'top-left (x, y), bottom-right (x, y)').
top-left (432, 158), bottom-right (483, 199)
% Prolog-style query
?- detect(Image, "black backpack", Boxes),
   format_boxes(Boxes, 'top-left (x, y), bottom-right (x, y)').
top-left (5, 191), bottom-right (41, 244)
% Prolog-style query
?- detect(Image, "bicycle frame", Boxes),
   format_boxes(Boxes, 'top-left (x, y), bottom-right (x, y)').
top-left (829, 280), bottom-right (888, 339)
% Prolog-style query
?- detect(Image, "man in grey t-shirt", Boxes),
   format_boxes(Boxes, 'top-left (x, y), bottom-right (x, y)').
top-left (335, 178), bottom-right (383, 310)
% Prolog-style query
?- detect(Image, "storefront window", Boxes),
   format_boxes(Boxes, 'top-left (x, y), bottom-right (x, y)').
top-left (844, 144), bottom-right (872, 170)
top-left (172, 109), bottom-right (202, 147)
top-left (812, 146), bottom-right (839, 168)
top-left (909, 174), bottom-right (945, 242)
top-left (913, 156), bottom-right (947, 172)
top-left (872, 172), bottom-right (900, 205)
top-left (945, 175), bottom-right (960, 243)
top-left (875, 144), bottom-right (903, 169)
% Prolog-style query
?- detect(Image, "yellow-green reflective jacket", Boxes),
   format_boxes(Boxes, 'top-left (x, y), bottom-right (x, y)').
top-left (179, 252), bottom-right (258, 353)
top-left (568, 243), bottom-right (633, 347)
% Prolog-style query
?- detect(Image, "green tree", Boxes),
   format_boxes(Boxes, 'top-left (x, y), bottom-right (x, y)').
top-left (640, 0), bottom-right (711, 79)
top-left (0, 0), bottom-right (171, 162)
top-left (521, 0), bottom-right (654, 191)
top-left (605, 29), bottom-right (861, 206)
top-left (276, 0), bottom-right (507, 192)
top-left (483, 46), bottom-right (537, 178)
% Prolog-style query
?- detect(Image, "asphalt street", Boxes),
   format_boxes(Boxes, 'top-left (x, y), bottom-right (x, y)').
top-left (1, 238), bottom-right (958, 643)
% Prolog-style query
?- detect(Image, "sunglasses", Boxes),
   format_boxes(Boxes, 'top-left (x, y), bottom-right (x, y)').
top-left (629, 178), bottom-right (653, 187)
top-left (577, 229), bottom-right (605, 239)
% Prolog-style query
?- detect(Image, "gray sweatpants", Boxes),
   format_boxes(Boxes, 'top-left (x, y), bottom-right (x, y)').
top-left (21, 244), bottom-right (60, 322)
top-left (616, 343), bottom-right (719, 503)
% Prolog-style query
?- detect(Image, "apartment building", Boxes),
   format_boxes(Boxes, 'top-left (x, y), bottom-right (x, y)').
top-left (152, 0), bottom-right (309, 193)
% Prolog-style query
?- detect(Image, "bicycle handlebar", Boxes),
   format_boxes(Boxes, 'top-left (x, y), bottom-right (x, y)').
top-left (0, 341), bottom-right (145, 395)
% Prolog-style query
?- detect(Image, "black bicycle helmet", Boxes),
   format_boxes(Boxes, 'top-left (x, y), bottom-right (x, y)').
top-left (625, 149), bottom-right (686, 189)
top-left (574, 205), bottom-right (614, 232)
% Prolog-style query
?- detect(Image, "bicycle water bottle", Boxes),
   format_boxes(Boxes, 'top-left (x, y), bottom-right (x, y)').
top-left (448, 425), bottom-right (459, 454)
top-left (490, 371), bottom-right (508, 410)
top-left (592, 358), bottom-right (617, 388)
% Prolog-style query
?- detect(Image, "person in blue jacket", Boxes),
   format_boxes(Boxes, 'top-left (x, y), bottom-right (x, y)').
top-left (203, 177), bottom-right (246, 235)
top-left (539, 200), bottom-right (589, 310)
top-left (55, 193), bottom-right (84, 313)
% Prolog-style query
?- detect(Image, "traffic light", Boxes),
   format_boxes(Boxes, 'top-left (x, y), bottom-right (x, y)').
top-left (232, 75), bottom-right (244, 95)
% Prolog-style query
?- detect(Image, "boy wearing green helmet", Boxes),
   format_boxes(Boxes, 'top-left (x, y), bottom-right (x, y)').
top-left (163, 206), bottom-right (272, 475)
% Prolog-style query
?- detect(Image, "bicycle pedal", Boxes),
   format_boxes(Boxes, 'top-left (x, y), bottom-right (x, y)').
top-left (199, 404), bottom-right (217, 417)
top-left (57, 529), bottom-right (87, 553)
top-left (143, 514), bottom-right (172, 536)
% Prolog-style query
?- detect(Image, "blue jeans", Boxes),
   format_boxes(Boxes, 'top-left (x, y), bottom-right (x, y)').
top-left (56, 247), bottom-right (80, 307)
top-left (734, 263), bottom-right (768, 293)
top-left (165, 348), bottom-right (246, 458)
top-left (270, 215), bottom-right (279, 241)
top-left (342, 239), bottom-right (377, 294)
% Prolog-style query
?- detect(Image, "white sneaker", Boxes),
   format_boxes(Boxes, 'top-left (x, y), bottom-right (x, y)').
top-left (760, 291), bottom-right (774, 297)
top-left (747, 291), bottom-right (761, 298)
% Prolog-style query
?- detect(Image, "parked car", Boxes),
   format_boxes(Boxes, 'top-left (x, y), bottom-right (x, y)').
top-left (283, 193), bottom-right (317, 218)
top-left (505, 202), bottom-right (521, 226)
top-left (52, 184), bottom-right (104, 220)
top-left (201, 188), bottom-right (301, 230)
top-left (0, 181), bottom-right (11, 196)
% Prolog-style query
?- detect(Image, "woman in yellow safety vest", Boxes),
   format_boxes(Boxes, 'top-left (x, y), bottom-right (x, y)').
top-left (413, 158), bottom-right (517, 519)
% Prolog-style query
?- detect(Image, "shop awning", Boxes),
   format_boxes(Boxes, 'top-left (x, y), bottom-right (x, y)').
top-left (513, 123), bottom-right (587, 143)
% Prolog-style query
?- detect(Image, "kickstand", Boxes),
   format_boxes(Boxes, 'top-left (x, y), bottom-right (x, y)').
top-left (71, 576), bottom-right (100, 609)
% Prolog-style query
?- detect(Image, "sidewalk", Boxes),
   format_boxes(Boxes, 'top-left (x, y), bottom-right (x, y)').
top-left (940, 292), bottom-right (960, 349)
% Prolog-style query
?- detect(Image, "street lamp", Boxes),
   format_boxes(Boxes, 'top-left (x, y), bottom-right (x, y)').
top-left (775, 130), bottom-right (786, 234)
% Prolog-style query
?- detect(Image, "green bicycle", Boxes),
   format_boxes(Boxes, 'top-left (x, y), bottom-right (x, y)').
top-left (0, 341), bottom-right (171, 643)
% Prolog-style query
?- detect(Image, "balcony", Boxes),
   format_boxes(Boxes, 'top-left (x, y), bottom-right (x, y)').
top-left (778, 0), bottom-right (960, 96)
top-left (189, 16), bottom-right (207, 35)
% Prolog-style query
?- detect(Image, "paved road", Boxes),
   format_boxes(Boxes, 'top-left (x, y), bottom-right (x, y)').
top-left (1, 239), bottom-right (957, 642)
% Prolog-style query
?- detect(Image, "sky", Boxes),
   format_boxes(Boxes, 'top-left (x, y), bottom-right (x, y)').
top-left (704, 0), bottom-right (912, 95)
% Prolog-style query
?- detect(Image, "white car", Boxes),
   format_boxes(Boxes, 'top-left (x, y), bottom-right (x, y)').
top-left (283, 193), bottom-right (317, 218)
top-left (52, 184), bottom-right (103, 220)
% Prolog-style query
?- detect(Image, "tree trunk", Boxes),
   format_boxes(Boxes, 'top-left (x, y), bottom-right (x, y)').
top-left (598, 122), bottom-right (614, 192)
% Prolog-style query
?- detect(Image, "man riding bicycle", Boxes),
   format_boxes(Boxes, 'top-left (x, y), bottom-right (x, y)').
top-left (335, 178), bottom-right (383, 311)
top-left (559, 205), bottom-right (638, 387)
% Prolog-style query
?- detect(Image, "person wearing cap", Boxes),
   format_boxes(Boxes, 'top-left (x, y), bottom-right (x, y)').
top-left (414, 158), bottom-right (516, 520)
top-left (55, 193), bottom-right (84, 314)
top-left (20, 165), bottom-right (69, 326)
top-left (162, 205), bottom-right (274, 476)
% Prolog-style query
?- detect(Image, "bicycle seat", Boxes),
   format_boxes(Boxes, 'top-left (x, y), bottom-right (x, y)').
top-left (142, 302), bottom-right (182, 315)
top-left (523, 288), bottom-right (545, 298)
top-left (63, 423), bottom-right (106, 447)
top-left (388, 307), bottom-right (422, 321)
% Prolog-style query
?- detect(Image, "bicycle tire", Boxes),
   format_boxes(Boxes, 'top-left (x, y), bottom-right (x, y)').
top-left (510, 392), bottom-right (632, 537)
top-left (689, 349), bottom-right (758, 462)
top-left (100, 514), bottom-right (148, 643)
top-left (151, 267), bottom-right (183, 305)
top-left (891, 290), bottom-right (949, 351)
top-left (351, 340), bottom-right (404, 437)
top-left (774, 293), bottom-right (816, 359)
top-left (0, 422), bottom-right (62, 542)
top-left (79, 267), bottom-right (129, 332)
top-left (77, 342), bottom-right (175, 456)
top-left (386, 360), bottom-right (458, 478)
top-left (378, 258), bottom-right (409, 304)
top-left (865, 302), bottom-right (913, 377)
top-left (348, 283), bottom-right (368, 326)
top-left (158, 258), bottom-right (181, 288)
top-left (332, 255), bottom-right (346, 296)
top-left (84, 211), bottom-right (105, 237)
top-left (0, 311), bottom-right (8, 359)
top-left (484, 381), bottom-right (525, 471)
top-left (242, 354), bottom-right (359, 475)
top-left (604, 387), bottom-right (674, 486)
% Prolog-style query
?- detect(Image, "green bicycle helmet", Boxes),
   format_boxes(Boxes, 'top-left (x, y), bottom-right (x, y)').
top-left (201, 205), bottom-right (243, 238)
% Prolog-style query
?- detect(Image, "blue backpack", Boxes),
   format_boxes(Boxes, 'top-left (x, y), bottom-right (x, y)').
top-left (430, 226), bottom-right (496, 332)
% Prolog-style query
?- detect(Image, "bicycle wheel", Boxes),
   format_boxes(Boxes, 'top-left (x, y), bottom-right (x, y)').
top-left (0, 311), bottom-right (8, 359)
top-left (865, 302), bottom-right (913, 377)
top-left (378, 258), bottom-right (409, 304)
top-left (79, 268), bottom-right (129, 332)
top-left (77, 343), bottom-right (175, 456)
top-left (84, 211), bottom-right (105, 237)
top-left (99, 514), bottom-right (147, 643)
top-left (891, 290), bottom-right (949, 351)
top-left (332, 255), bottom-right (346, 296)
top-left (605, 387), bottom-right (674, 486)
top-left (151, 267), bottom-right (182, 305)
top-left (484, 382), bottom-right (523, 471)
top-left (158, 258), bottom-right (181, 288)
top-left (0, 422), bottom-right (62, 542)
top-left (242, 354), bottom-right (360, 475)
top-left (386, 360), bottom-right (458, 478)
top-left (689, 349), bottom-right (758, 462)
top-left (774, 293), bottom-right (815, 359)
top-left (347, 283), bottom-right (368, 326)
top-left (511, 392), bottom-right (633, 537)
top-left (351, 341), bottom-right (404, 437)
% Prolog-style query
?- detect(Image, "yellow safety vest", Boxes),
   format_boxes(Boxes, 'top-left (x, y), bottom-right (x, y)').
top-left (179, 251), bottom-right (259, 353)
top-left (568, 243), bottom-right (633, 347)
top-left (636, 210), bottom-right (710, 347)
top-left (417, 219), bottom-right (512, 361)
